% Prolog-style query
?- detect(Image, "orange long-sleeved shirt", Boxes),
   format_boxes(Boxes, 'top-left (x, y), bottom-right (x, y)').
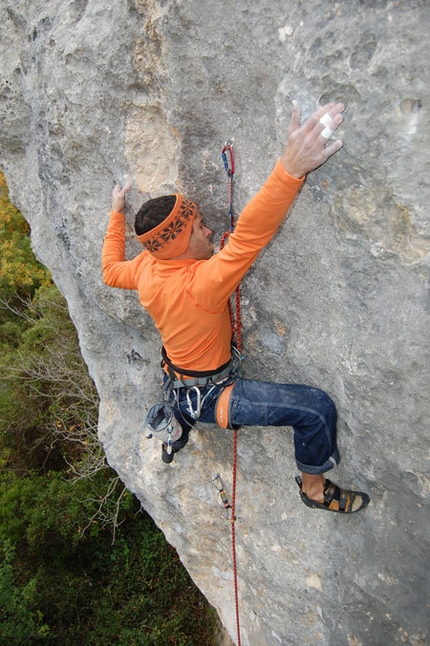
top-left (102, 160), bottom-right (303, 374)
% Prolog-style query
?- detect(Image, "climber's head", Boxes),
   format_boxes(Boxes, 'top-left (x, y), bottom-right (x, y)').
top-left (135, 195), bottom-right (213, 260)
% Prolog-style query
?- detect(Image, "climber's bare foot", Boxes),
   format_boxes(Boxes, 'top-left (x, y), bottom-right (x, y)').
top-left (301, 473), bottom-right (325, 502)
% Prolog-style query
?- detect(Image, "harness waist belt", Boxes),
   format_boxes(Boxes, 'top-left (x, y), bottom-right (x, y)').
top-left (162, 346), bottom-right (236, 389)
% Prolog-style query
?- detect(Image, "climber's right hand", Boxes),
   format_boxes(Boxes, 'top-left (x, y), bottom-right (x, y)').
top-left (281, 101), bottom-right (344, 178)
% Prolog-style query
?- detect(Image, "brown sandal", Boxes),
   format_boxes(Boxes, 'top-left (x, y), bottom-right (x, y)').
top-left (295, 476), bottom-right (370, 513)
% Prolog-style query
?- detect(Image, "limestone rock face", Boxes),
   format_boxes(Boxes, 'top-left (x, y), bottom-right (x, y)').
top-left (1, 1), bottom-right (429, 644)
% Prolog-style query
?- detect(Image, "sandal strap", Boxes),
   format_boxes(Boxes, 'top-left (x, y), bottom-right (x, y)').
top-left (323, 479), bottom-right (350, 511)
top-left (322, 479), bottom-right (338, 506)
top-left (340, 487), bottom-right (349, 511)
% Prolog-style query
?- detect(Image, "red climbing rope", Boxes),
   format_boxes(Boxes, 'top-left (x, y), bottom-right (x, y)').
top-left (221, 141), bottom-right (242, 646)
top-left (230, 429), bottom-right (241, 646)
top-left (220, 230), bottom-right (243, 354)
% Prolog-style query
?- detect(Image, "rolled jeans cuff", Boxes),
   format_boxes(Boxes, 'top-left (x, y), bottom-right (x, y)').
top-left (296, 450), bottom-right (340, 475)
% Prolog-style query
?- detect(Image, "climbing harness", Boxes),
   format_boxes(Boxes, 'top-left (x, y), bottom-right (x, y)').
top-left (161, 345), bottom-right (241, 391)
top-left (161, 344), bottom-right (242, 422)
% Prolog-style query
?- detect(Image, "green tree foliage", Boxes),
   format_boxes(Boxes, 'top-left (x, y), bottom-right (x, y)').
top-left (0, 470), bottom-right (216, 645)
top-left (0, 539), bottom-right (50, 643)
top-left (0, 173), bottom-right (51, 297)
top-left (0, 171), bottom-right (51, 352)
top-left (0, 174), bottom-right (217, 645)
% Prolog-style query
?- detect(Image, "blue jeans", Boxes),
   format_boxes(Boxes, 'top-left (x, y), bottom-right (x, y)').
top-left (169, 377), bottom-right (340, 475)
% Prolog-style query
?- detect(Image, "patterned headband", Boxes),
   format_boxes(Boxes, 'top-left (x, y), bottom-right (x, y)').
top-left (137, 194), bottom-right (197, 260)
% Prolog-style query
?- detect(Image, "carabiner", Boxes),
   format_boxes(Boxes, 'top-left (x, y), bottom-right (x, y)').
top-left (221, 141), bottom-right (235, 177)
top-left (186, 386), bottom-right (202, 420)
top-left (211, 473), bottom-right (223, 491)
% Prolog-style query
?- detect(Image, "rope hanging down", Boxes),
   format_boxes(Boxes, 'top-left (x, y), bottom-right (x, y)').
top-left (220, 141), bottom-right (242, 646)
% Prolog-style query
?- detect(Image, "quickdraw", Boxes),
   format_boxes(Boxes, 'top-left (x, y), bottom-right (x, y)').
top-left (211, 474), bottom-right (234, 520)
top-left (221, 141), bottom-right (235, 231)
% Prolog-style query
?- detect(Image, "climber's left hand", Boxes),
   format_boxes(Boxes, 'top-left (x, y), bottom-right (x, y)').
top-left (111, 181), bottom-right (132, 213)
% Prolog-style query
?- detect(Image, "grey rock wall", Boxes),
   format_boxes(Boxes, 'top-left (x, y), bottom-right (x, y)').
top-left (1, 1), bottom-right (429, 644)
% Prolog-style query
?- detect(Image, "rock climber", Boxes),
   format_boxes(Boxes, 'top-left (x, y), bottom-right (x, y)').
top-left (102, 101), bottom-right (370, 514)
